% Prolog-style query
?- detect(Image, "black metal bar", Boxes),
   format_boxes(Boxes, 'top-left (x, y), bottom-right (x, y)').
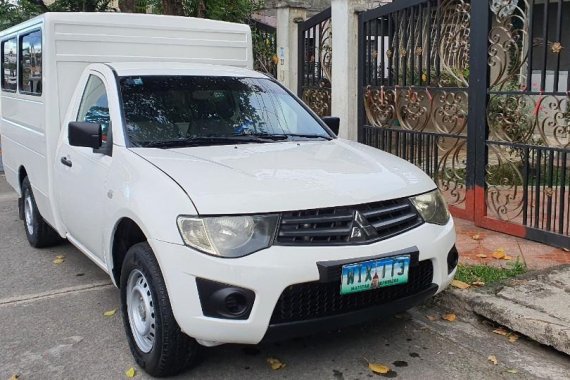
top-left (435, 0), bottom-right (441, 82)
top-left (426, 0), bottom-right (432, 85)
top-left (540, 0), bottom-right (549, 91)
top-left (394, 11), bottom-right (400, 85)
top-left (558, 151), bottom-right (567, 234)
top-left (298, 7), bottom-right (332, 30)
top-left (381, 16), bottom-right (386, 86)
top-left (311, 26), bottom-right (316, 87)
top-left (403, 8), bottom-right (409, 86)
top-left (297, 23), bottom-right (304, 97)
top-left (388, 14), bottom-right (394, 85)
top-left (489, 90), bottom-right (569, 96)
top-left (523, 146), bottom-right (530, 225)
top-left (468, 0), bottom-right (490, 194)
top-left (367, 21), bottom-right (372, 86)
top-left (553, 0), bottom-right (563, 92)
top-left (534, 149), bottom-right (542, 228)
top-left (375, 18), bottom-right (380, 86)
top-left (546, 150), bottom-right (554, 231)
top-left (360, 0), bottom-right (430, 22)
top-left (418, 3), bottom-right (424, 85)
top-left (357, 12), bottom-right (366, 143)
top-left (410, 6), bottom-right (415, 86)
top-left (526, 0), bottom-right (535, 91)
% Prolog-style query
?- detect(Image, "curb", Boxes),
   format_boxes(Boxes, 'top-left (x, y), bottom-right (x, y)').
top-left (435, 286), bottom-right (570, 356)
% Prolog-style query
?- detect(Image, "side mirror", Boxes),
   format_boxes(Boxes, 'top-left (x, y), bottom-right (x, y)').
top-left (68, 122), bottom-right (102, 149)
top-left (322, 116), bottom-right (340, 136)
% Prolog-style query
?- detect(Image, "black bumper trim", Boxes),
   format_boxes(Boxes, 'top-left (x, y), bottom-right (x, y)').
top-left (262, 283), bottom-right (438, 342)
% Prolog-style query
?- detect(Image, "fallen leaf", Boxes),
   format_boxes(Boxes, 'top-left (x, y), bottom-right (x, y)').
top-left (488, 355), bottom-right (498, 365)
top-left (56, 255), bottom-right (65, 259)
top-left (508, 333), bottom-right (519, 343)
top-left (267, 357), bottom-right (285, 370)
top-left (103, 308), bottom-right (117, 317)
top-left (368, 362), bottom-right (390, 375)
top-left (53, 258), bottom-right (64, 264)
top-left (502, 255), bottom-right (512, 260)
top-left (472, 281), bottom-right (485, 286)
top-left (451, 280), bottom-right (471, 289)
top-left (476, 253), bottom-right (488, 258)
top-left (492, 248), bottom-right (506, 259)
top-left (506, 368), bottom-right (518, 374)
top-left (442, 313), bottom-right (457, 322)
top-left (9, 375), bottom-right (19, 380)
top-left (472, 234), bottom-right (481, 241)
top-left (493, 327), bottom-right (509, 336)
top-left (125, 367), bottom-right (136, 378)
top-left (426, 315), bottom-right (437, 321)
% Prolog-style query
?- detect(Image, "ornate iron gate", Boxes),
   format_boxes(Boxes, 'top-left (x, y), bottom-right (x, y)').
top-left (298, 8), bottom-right (332, 116)
top-left (358, 0), bottom-right (570, 248)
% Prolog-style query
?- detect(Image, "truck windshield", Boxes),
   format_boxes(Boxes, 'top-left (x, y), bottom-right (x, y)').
top-left (119, 76), bottom-right (332, 148)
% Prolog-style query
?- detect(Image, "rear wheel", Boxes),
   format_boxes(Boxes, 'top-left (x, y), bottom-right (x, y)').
top-left (21, 177), bottom-right (61, 248)
top-left (120, 242), bottom-right (199, 377)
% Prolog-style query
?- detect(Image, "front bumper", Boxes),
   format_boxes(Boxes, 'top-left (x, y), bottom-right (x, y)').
top-left (149, 218), bottom-right (456, 345)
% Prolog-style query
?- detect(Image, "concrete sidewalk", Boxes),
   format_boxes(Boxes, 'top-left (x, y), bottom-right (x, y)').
top-left (443, 217), bottom-right (570, 358)
top-left (438, 265), bottom-right (570, 357)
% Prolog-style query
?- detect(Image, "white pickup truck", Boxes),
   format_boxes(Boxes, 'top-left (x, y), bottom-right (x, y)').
top-left (1, 13), bottom-right (457, 377)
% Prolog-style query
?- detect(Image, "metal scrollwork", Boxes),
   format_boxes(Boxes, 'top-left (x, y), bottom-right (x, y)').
top-left (302, 84), bottom-right (331, 117)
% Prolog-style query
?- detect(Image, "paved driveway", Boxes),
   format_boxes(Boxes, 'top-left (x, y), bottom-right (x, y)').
top-left (1, 174), bottom-right (569, 380)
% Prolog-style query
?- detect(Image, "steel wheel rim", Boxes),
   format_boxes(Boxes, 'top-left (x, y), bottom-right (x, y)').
top-left (24, 191), bottom-right (34, 235)
top-left (126, 269), bottom-right (156, 353)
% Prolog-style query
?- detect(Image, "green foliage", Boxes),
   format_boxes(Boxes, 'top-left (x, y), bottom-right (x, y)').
top-left (455, 259), bottom-right (527, 285)
top-left (0, 0), bottom-right (41, 29)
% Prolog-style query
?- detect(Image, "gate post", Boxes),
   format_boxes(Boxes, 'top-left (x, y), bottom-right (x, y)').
top-left (467, 0), bottom-right (490, 222)
top-left (330, 0), bottom-right (368, 140)
top-left (276, 1), bottom-right (308, 93)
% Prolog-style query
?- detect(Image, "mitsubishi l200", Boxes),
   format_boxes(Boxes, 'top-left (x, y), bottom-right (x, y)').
top-left (0, 13), bottom-right (457, 377)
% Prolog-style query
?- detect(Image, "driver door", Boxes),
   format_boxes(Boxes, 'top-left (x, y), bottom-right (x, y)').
top-left (54, 72), bottom-right (113, 260)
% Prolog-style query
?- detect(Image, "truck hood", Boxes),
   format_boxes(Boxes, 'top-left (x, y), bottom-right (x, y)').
top-left (131, 139), bottom-right (435, 215)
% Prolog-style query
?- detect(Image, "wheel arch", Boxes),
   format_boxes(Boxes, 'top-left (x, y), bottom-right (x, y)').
top-left (111, 217), bottom-right (148, 286)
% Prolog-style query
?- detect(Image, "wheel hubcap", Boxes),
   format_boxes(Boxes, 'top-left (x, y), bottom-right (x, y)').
top-left (24, 192), bottom-right (34, 235)
top-left (126, 269), bottom-right (156, 353)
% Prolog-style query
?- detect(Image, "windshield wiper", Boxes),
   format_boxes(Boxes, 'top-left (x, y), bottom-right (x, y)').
top-left (138, 135), bottom-right (278, 148)
top-left (248, 133), bottom-right (332, 141)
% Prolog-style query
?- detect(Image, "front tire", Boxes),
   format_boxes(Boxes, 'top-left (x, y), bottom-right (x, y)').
top-left (21, 177), bottom-right (61, 248)
top-left (120, 242), bottom-right (199, 377)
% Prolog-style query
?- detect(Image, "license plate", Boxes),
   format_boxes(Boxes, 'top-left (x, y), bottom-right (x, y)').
top-left (340, 255), bottom-right (410, 295)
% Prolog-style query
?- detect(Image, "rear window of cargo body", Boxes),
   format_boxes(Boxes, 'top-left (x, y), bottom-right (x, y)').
top-left (19, 30), bottom-right (42, 96)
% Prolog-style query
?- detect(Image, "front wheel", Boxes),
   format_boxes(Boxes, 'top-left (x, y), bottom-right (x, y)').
top-left (120, 242), bottom-right (199, 377)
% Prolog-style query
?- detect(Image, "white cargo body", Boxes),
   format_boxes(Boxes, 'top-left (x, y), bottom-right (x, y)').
top-left (0, 13), bottom-right (252, 226)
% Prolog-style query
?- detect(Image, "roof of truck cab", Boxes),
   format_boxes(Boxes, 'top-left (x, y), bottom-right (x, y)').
top-left (105, 62), bottom-right (267, 79)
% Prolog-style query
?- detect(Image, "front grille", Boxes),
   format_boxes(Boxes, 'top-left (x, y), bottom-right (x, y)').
top-left (270, 259), bottom-right (433, 324)
top-left (276, 198), bottom-right (423, 246)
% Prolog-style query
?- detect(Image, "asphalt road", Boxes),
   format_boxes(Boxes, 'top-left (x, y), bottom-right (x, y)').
top-left (1, 174), bottom-right (569, 380)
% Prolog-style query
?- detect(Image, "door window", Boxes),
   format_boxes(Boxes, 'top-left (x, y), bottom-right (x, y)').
top-left (77, 75), bottom-right (110, 149)
top-left (1, 37), bottom-right (17, 92)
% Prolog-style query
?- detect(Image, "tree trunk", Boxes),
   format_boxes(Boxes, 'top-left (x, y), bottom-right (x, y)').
top-left (32, 0), bottom-right (50, 12)
top-left (197, 0), bottom-right (206, 18)
top-left (162, 0), bottom-right (185, 16)
top-left (119, 0), bottom-right (136, 12)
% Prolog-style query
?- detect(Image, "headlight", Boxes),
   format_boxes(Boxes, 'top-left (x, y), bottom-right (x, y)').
top-left (177, 214), bottom-right (279, 258)
top-left (409, 189), bottom-right (450, 225)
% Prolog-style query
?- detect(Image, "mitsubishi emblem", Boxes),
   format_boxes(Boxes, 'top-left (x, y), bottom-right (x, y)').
top-left (350, 211), bottom-right (378, 241)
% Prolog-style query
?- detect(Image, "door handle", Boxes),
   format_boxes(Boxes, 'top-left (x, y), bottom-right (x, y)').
top-left (60, 157), bottom-right (73, 167)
